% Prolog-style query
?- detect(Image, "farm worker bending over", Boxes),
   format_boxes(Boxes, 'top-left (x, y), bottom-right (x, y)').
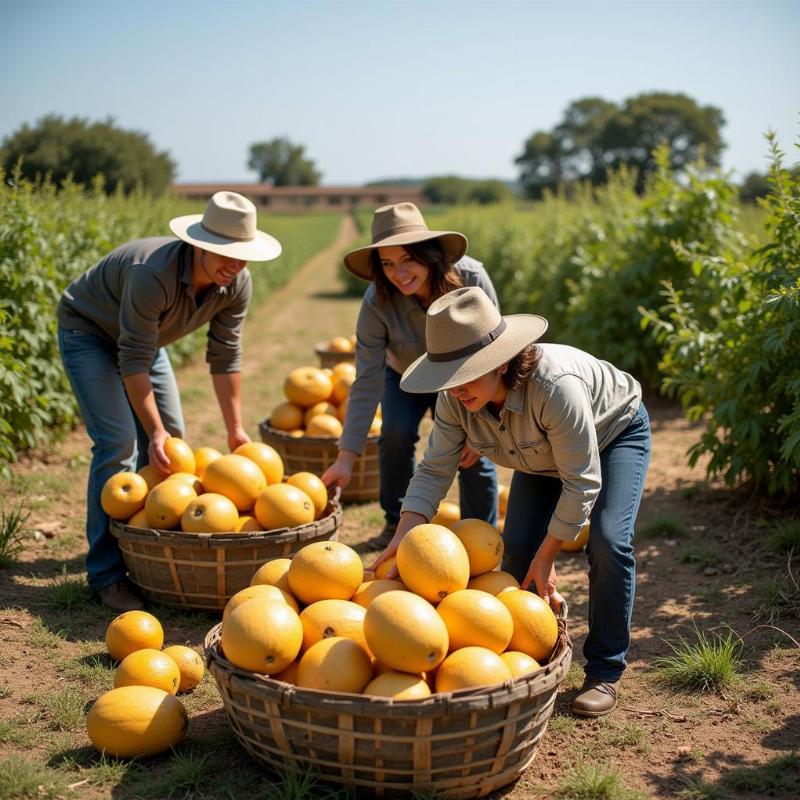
top-left (372, 287), bottom-right (651, 718)
top-left (322, 203), bottom-right (498, 547)
top-left (57, 192), bottom-right (282, 612)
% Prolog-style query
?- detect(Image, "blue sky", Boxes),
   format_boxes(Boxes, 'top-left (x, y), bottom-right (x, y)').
top-left (1, 0), bottom-right (798, 184)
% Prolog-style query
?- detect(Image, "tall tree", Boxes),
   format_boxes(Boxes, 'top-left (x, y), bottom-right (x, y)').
top-left (0, 115), bottom-right (176, 194)
top-left (515, 92), bottom-right (725, 197)
top-left (247, 137), bottom-right (321, 186)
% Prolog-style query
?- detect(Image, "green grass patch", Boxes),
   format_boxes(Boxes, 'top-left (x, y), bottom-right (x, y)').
top-left (756, 571), bottom-right (800, 624)
top-left (43, 565), bottom-right (91, 611)
top-left (137, 749), bottom-right (215, 799)
top-left (767, 518), bottom-right (800, 554)
top-left (60, 653), bottom-right (115, 693)
top-left (675, 777), bottom-right (723, 799)
top-left (680, 541), bottom-right (719, 570)
top-left (654, 626), bottom-right (743, 693)
top-left (0, 718), bottom-right (41, 747)
top-left (0, 500), bottom-right (29, 566)
top-left (723, 751), bottom-right (800, 794)
top-left (258, 764), bottom-right (356, 800)
top-left (25, 687), bottom-right (89, 731)
top-left (0, 755), bottom-right (68, 799)
top-left (26, 619), bottom-right (67, 649)
top-left (556, 762), bottom-right (645, 799)
top-left (639, 515), bottom-right (687, 539)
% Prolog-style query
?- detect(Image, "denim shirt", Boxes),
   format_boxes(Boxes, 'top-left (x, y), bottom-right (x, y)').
top-left (400, 343), bottom-right (642, 540)
top-left (339, 256), bottom-right (499, 454)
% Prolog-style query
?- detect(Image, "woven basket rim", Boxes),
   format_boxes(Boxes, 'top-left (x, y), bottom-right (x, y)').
top-left (259, 419), bottom-right (378, 446)
top-left (110, 500), bottom-right (342, 546)
top-left (204, 606), bottom-right (571, 715)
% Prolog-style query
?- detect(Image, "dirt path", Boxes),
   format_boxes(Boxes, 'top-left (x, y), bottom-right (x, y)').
top-left (1, 219), bottom-right (798, 799)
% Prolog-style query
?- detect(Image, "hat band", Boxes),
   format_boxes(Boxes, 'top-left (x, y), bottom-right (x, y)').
top-left (201, 220), bottom-right (254, 242)
top-left (427, 319), bottom-right (507, 363)
top-left (374, 223), bottom-right (430, 243)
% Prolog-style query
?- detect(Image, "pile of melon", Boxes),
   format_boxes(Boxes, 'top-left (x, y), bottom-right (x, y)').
top-left (433, 489), bottom-right (589, 551)
top-left (267, 362), bottom-right (381, 439)
top-left (101, 437), bottom-right (331, 533)
top-left (86, 611), bottom-right (204, 757)
top-left (217, 521), bottom-right (560, 699)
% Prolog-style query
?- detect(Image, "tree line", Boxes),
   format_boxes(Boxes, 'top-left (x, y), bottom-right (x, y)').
top-left (0, 93), bottom-right (779, 200)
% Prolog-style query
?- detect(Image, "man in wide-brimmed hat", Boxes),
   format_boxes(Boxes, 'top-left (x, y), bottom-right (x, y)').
top-left (57, 191), bottom-right (281, 611)
top-left (373, 287), bottom-right (651, 718)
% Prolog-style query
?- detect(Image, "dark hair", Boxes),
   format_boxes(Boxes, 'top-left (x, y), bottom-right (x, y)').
top-left (370, 239), bottom-right (463, 304)
top-left (503, 344), bottom-right (542, 391)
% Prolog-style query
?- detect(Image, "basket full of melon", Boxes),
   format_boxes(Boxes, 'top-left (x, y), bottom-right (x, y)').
top-left (204, 519), bottom-right (572, 799)
top-left (102, 436), bottom-right (341, 611)
top-left (259, 361), bottom-right (381, 502)
top-left (314, 333), bottom-right (356, 368)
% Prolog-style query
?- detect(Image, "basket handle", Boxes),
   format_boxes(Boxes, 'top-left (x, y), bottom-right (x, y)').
top-left (557, 599), bottom-right (569, 621)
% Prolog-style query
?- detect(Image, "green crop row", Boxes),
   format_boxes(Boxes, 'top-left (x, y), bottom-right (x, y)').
top-left (0, 169), bottom-right (342, 473)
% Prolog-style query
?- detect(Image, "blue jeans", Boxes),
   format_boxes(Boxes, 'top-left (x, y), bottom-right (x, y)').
top-left (58, 327), bottom-right (185, 591)
top-left (501, 404), bottom-right (651, 682)
top-left (379, 366), bottom-right (498, 527)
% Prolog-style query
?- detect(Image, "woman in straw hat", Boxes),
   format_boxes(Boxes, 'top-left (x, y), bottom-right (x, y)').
top-left (322, 202), bottom-right (498, 545)
top-left (57, 191), bottom-right (282, 611)
top-left (373, 286), bottom-right (651, 718)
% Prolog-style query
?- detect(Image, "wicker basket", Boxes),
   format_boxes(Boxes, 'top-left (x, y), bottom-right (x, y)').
top-left (205, 607), bottom-right (571, 798)
top-left (314, 341), bottom-right (356, 370)
top-left (259, 420), bottom-right (379, 503)
top-left (110, 501), bottom-right (341, 612)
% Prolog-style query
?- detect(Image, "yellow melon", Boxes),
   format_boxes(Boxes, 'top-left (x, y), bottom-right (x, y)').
top-left (284, 367), bottom-right (333, 408)
top-left (331, 362), bottom-right (356, 381)
top-left (430, 501), bottom-right (460, 530)
top-left (328, 336), bottom-right (353, 353)
top-left (86, 686), bottom-right (187, 757)
top-left (363, 672), bottom-right (431, 700)
top-left (467, 570), bottom-right (520, 595)
top-left (233, 442), bottom-right (284, 486)
top-left (395, 524), bottom-right (470, 603)
top-left (223, 584), bottom-right (299, 622)
top-left (289, 429), bottom-right (305, 438)
top-left (101, 472), bottom-right (148, 520)
top-left (299, 599), bottom-right (368, 653)
top-left (500, 650), bottom-right (541, 678)
top-left (126, 508), bottom-right (150, 528)
top-left (145, 480), bottom-right (197, 529)
top-left (287, 472), bottom-right (328, 518)
top-left (221, 597), bottom-right (302, 674)
top-left (304, 402), bottom-right (339, 427)
top-left (272, 659), bottom-right (299, 684)
top-left (561, 523), bottom-right (590, 552)
top-left (254, 483), bottom-right (315, 530)
top-left (193, 446), bottom-right (222, 480)
top-left (180, 492), bottom-right (239, 533)
top-left (235, 515), bottom-right (263, 532)
top-left (331, 374), bottom-right (355, 405)
top-left (305, 414), bottom-right (343, 438)
top-left (436, 589), bottom-right (514, 654)
top-left (162, 645), bottom-right (205, 692)
top-left (434, 647), bottom-right (512, 692)
top-left (337, 395), bottom-right (349, 423)
top-left (137, 464), bottom-right (165, 491)
top-left (451, 518), bottom-right (504, 576)
top-left (165, 471), bottom-right (204, 494)
top-left (164, 437), bottom-right (196, 475)
top-left (250, 558), bottom-right (293, 593)
top-left (352, 579), bottom-right (406, 608)
top-left (296, 637), bottom-right (373, 693)
top-left (113, 648), bottom-right (181, 695)
top-left (497, 589), bottom-right (559, 662)
top-left (363, 590), bottom-right (449, 673)
top-left (270, 401), bottom-right (305, 432)
top-left (105, 611), bottom-right (164, 661)
top-left (372, 555), bottom-right (398, 580)
top-left (288, 541), bottom-right (364, 604)
top-left (368, 417), bottom-right (382, 436)
top-left (202, 454), bottom-right (266, 511)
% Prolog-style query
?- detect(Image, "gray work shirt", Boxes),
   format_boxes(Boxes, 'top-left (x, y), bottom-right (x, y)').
top-left (400, 344), bottom-right (642, 541)
top-left (57, 237), bottom-right (252, 376)
top-left (340, 256), bottom-right (499, 454)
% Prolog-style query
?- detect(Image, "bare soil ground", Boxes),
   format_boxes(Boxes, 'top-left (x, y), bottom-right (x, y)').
top-left (1, 217), bottom-right (797, 799)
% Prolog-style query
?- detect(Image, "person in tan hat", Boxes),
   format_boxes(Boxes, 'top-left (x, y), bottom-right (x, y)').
top-left (57, 191), bottom-right (282, 611)
top-left (372, 287), bottom-right (651, 718)
top-left (321, 202), bottom-right (499, 546)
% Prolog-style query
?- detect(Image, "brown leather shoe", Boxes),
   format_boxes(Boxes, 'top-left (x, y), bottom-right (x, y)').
top-left (571, 677), bottom-right (621, 717)
top-left (96, 580), bottom-right (145, 612)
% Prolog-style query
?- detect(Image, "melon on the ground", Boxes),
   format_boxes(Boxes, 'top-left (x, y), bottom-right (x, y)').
top-left (113, 648), bottom-right (181, 695)
top-left (105, 611), bottom-right (164, 661)
top-left (162, 645), bottom-right (205, 692)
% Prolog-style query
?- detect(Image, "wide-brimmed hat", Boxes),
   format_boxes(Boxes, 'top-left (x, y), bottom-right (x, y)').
top-left (343, 202), bottom-right (467, 280)
top-left (400, 287), bottom-right (548, 393)
top-left (169, 191), bottom-right (282, 261)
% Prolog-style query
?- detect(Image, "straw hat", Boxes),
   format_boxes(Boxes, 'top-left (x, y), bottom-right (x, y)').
top-left (169, 191), bottom-right (282, 261)
top-left (400, 287), bottom-right (548, 393)
top-left (343, 202), bottom-right (467, 280)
